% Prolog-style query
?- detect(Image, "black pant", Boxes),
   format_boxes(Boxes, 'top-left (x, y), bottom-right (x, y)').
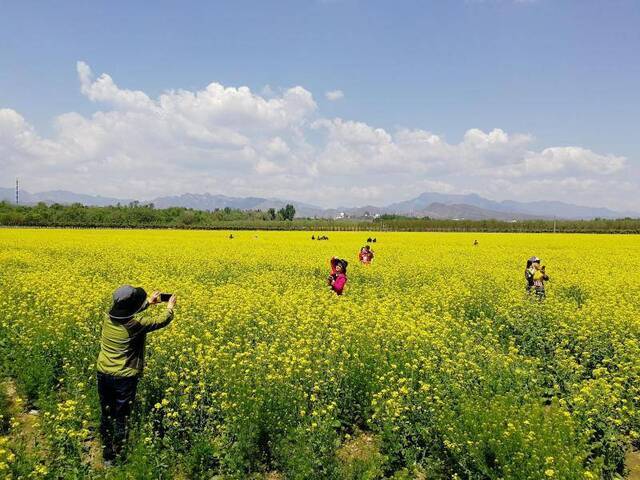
top-left (97, 372), bottom-right (139, 461)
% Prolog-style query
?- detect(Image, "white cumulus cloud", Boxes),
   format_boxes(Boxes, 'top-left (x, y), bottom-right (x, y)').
top-left (0, 62), bottom-right (635, 211)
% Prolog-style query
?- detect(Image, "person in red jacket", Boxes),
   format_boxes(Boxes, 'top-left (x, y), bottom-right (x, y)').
top-left (328, 257), bottom-right (348, 295)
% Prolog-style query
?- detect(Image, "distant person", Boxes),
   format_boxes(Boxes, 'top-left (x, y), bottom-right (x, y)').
top-left (328, 257), bottom-right (348, 295)
top-left (312, 235), bottom-right (315, 240)
top-left (525, 256), bottom-right (548, 297)
top-left (359, 245), bottom-right (374, 264)
top-left (473, 239), bottom-right (479, 246)
top-left (372, 238), bottom-right (377, 243)
top-left (525, 257), bottom-right (536, 292)
top-left (532, 263), bottom-right (549, 299)
top-left (97, 286), bottom-right (176, 463)
top-left (366, 237), bottom-right (372, 243)
top-left (229, 234), bottom-right (234, 239)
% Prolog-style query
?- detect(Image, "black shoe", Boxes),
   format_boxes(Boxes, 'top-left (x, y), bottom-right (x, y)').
top-left (103, 447), bottom-right (116, 463)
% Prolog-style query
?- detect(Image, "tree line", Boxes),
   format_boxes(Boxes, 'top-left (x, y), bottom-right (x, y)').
top-left (371, 214), bottom-right (640, 233)
top-left (1, 201), bottom-right (639, 233)
top-left (0, 201), bottom-right (296, 228)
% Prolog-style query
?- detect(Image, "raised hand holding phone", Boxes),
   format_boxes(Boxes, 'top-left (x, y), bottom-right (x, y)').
top-left (149, 291), bottom-right (174, 305)
top-left (167, 294), bottom-right (177, 310)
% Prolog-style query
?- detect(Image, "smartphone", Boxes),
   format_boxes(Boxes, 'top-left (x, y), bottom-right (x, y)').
top-left (159, 293), bottom-right (173, 302)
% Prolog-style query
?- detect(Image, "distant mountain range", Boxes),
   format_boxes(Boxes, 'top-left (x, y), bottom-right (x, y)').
top-left (1, 188), bottom-right (637, 221)
top-left (382, 192), bottom-right (639, 220)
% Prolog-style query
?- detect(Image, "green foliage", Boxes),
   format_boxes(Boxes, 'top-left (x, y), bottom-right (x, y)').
top-left (0, 382), bottom-right (10, 433)
top-left (274, 420), bottom-right (341, 480)
top-left (2, 200), bottom-right (639, 232)
top-left (175, 433), bottom-right (222, 479)
top-left (373, 215), bottom-right (640, 233)
top-left (559, 284), bottom-right (589, 308)
top-left (278, 204), bottom-right (296, 221)
top-left (10, 325), bottom-right (65, 405)
top-left (336, 433), bottom-right (386, 480)
top-left (0, 201), bottom-right (287, 228)
top-left (105, 433), bottom-right (173, 479)
top-left (441, 396), bottom-right (599, 479)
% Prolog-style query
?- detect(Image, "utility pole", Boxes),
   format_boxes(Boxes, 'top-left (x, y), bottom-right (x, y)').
top-left (15, 178), bottom-right (19, 205)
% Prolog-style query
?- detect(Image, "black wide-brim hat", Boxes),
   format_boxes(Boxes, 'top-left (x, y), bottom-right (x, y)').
top-left (108, 285), bottom-right (148, 320)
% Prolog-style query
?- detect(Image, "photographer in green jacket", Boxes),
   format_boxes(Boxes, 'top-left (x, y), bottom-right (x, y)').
top-left (96, 285), bottom-right (176, 463)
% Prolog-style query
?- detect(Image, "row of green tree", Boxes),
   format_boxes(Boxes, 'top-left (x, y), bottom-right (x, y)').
top-left (372, 214), bottom-right (640, 233)
top-left (0, 201), bottom-right (295, 227)
top-left (1, 201), bottom-right (639, 232)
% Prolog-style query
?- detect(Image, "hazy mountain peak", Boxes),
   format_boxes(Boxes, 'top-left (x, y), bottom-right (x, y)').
top-left (1, 187), bottom-right (637, 220)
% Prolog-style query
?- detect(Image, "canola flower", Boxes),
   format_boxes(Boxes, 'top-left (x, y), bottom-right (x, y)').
top-left (0, 229), bottom-right (639, 479)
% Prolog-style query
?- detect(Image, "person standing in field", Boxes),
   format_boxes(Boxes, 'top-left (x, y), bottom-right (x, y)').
top-left (328, 257), bottom-right (348, 295)
top-left (359, 245), bottom-right (374, 264)
top-left (525, 257), bottom-right (538, 292)
top-left (525, 256), bottom-right (549, 298)
top-left (532, 263), bottom-right (549, 299)
top-left (97, 285), bottom-right (176, 463)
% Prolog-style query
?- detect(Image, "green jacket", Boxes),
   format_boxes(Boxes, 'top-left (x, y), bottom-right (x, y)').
top-left (97, 307), bottom-right (174, 377)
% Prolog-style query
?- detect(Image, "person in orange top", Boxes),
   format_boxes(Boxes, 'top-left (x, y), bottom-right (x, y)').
top-left (358, 245), bottom-right (374, 264)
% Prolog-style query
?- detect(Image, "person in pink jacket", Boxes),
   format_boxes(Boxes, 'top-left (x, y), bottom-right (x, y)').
top-left (328, 257), bottom-right (348, 295)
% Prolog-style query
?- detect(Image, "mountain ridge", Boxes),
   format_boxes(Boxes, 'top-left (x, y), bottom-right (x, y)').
top-left (1, 187), bottom-right (637, 220)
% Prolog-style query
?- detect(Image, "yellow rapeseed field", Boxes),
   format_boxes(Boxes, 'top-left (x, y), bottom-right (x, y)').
top-left (1, 228), bottom-right (640, 479)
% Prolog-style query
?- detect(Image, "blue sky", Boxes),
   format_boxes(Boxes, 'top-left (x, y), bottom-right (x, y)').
top-left (1, 0), bottom-right (639, 209)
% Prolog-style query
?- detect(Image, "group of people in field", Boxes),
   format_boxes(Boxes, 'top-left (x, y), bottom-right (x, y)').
top-left (327, 240), bottom-right (376, 295)
top-left (96, 236), bottom-right (550, 465)
top-left (329, 245), bottom-right (549, 299)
